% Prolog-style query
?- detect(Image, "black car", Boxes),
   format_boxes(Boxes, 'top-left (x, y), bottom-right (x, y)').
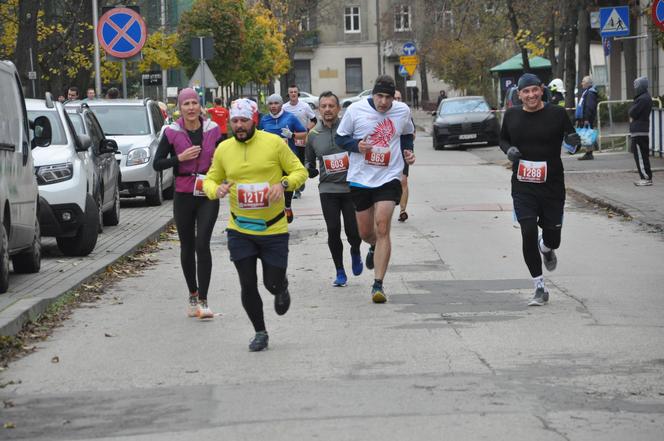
top-left (65, 102), bottom-right (121, 228)
top-left (432, 96), bottom-right (500, 150)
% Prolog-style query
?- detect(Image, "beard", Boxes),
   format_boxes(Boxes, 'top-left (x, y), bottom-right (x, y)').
top-left (234, 125), bottom-right (256, 142)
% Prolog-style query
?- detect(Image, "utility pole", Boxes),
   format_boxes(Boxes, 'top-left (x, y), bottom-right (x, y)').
top-left (161, 0), bottom-right (168, 101)
top-left (376, 0), bottom-right (382, 75)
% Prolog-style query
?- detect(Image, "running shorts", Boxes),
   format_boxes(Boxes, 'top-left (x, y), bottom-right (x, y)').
top-left (227, 229), bottom-right (289, 268)
top-left (512, 192), bottom-right (564, 229)
top-left (350, 179), bottom-right (402, 212)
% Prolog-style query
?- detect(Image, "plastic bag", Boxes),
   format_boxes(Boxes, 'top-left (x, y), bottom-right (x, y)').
top-left (576, 126), bottom-right (598, 147)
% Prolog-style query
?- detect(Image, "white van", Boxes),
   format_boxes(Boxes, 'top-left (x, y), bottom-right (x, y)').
top-left (0, 61), bottom-right (51, 293)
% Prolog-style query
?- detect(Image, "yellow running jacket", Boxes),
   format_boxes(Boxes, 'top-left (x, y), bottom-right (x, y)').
top-left (203, 130), bottom-right (307, 235)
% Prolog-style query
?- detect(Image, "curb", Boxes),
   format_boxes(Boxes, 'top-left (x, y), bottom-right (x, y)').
top-left (0, 218), bottom-right (174, 337)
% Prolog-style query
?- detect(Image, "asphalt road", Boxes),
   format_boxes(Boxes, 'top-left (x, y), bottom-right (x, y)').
top-left (1, 134), bottom-right (663, 440)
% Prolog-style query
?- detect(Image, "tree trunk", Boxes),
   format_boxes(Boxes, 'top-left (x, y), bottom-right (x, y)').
top-left (506, 0), bottom-right (531, 72)
top-left (419, 56), bottom-right (429, 103)
top-left (563, 0), bottom-right (578, 109)
top-left (623, 9), bottom-right (639, 98)
top-left (577, 1), bottom-right (591, 81)
top-left (14, 0), bottom-right (41, 98)
top-left (548, 6), bottom-right (557, 76)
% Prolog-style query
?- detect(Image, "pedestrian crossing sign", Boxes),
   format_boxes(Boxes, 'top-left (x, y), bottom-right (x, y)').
top-left (600, 6), bottom-right (630, 38)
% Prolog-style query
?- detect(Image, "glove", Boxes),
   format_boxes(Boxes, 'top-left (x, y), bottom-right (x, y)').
top-left (564, 132), bottom-right (580, 146)
top-left (308, 167), bottom-right (319, 178)
top-left (280, 127), bottom-right (293, 139)
top-left (506, 146), bottom-right (522, 162)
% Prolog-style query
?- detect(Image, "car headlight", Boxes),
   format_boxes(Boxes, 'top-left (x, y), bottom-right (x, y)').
top-left (35, 162), bottom-right (73, 185)
top-left (126, 147), bottom-right (150, 166)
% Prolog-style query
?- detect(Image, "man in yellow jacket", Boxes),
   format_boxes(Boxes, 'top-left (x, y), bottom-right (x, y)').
top-left (204, 98), bottom-right (307, 352)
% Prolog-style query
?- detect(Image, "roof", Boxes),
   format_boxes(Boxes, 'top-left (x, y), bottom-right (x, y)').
top-left (490, 54), bottom-right (552, 73)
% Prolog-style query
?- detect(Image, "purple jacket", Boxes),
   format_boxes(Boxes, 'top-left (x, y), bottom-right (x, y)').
top-left (164, 117), bottom-right (221, 193)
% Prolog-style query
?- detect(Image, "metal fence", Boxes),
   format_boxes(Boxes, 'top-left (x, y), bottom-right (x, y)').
top-left (597, 99), bottom-right (662, 153)
top-left (650, 107), bottom-right (664, 157)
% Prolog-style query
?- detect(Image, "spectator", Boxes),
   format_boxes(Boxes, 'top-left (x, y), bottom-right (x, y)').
top-left (575, 75), bottom-right (598, 160)
top-left (629, 77), bottom-right (654, 186)
top-left (66, 86), bottom-right (80, 101)
top-left (85, 88), bottom-right (96, 101)
top-left (436, 90), bottom-right (447, 108)
top-left (106, 87), bottom-right (120, 99)
top-left (412, 86), bottom-right (419, 109)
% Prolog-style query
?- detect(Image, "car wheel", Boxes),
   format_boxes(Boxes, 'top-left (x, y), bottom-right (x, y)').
top-left (103, 180), bottom-right (121, 226)
top-left (145, 172), bottom-right (164, 206)
top-left (162, 177), bottom-right (174, 200)
top-left (0, 223), bottom-right (9, 293)
top-left (56, 194), bottom-right (99, 257)
top-left (12, 217), bottom-right (41, 274)
top-left (432, 131), bottom-right (443, 151)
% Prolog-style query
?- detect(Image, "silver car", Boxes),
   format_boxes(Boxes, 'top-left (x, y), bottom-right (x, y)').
top-left (85, 99), bottom-right (174, 206)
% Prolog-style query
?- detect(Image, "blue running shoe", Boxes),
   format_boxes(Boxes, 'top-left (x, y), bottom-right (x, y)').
top-left (333, 268), bottom-right (348, 287)
top-left (351, 253), bottom-right (363, 276)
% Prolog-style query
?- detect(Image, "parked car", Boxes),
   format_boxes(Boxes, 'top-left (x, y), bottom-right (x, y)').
top-left (503, 85), bottom-right (552, 110)
top-left (27, 96), bottom-right (114, 256)
top-left (297, 91), bottom-right (319, 110)
top-left (65, 101), bottom-right (121, 228)
top-left (85, 99), bottom-right (174, 206)
top-left (431, 96), bottom-right (500, 150)
top-left (341, 89), bottom-right (372, 108)
top-left (0, 61), bottom-right (51, 293)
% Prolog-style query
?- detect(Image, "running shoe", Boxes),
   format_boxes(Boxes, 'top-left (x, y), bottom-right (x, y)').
top-left (274, 288), bottom-right (291, 315)
top-left (187, 294), bottom-right (200, 317)
top-left (285, 207), bottom-right (294, 223)
top-left (371, 284), bottom-right (387, 304)
top-left (333, 268), bottom-right (348, 287)
top-left (197, 300), bottom-right (214, 319)
top-left (351, 253), bottom-right (363, 276)
top-left (528, 286), bottom-right (549, 306)
top-left (249, 331), bottom-right (269, 352)
top-left (538, 235), bottom-right (557, 272)
top-left (577, 152), bottom-right (594, 160)
top-left (634, 179), bottom-right (653, 187)
top-left (366, 245), bottom-right (376, 270)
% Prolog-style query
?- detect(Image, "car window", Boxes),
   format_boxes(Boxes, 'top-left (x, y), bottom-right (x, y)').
top-left (440, 99), bottom-right (489, 114)
top-left (0, 70), bottom-right (21, 150)
top-left (68, 112), bottom-right (85, 135)
top-left (84, 112), bottom-right (103, 152)
top-left (89, 106), bottom-right (150, 135)
top-left (149, 104), bottom-right (163, 133)
top-left (27, 110), bottom-right (67, 145)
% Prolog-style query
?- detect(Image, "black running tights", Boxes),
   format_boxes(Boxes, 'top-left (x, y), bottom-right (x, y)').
top-left (233, 256), bottom-right (287, 332)
top-left (320, 193), bottom-right (361, 269)
top-left (173, 192), bottom-right (220, 300)
top-left (519, 218), bottom-right (561, 278)
top-left (285, 190), bottom-right (293, 208)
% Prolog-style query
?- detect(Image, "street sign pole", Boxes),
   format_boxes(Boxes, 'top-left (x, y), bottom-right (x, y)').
top-left (161, 0), bottom-right (167, 102)
top-left (92, 0), bottom-right (102, 98)
top-left (28, 47), bottom-right (36, 98)
top-left (122, 59), bottom-right (127, 98)
top-left (199, 37), bottom-right (206, 107)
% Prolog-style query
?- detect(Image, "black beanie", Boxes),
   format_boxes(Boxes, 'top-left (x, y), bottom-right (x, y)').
top-left (517, 73), bottom-right (542, 90)
top-left (372, 76), bottom-right (396, 97)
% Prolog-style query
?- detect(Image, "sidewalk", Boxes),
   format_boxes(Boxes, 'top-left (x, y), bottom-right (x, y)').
top-left (0, 200), bottom-right (173, 336)
top-left (412, 108), bottom-right (664, 231)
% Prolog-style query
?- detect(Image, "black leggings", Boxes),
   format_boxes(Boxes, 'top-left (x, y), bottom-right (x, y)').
top-left (285, 191), bottom-right (293, 208)
top-left (173, 192), bottom-right (220, 300)
top-left (320, 192), bottom-right (361, 269)
top-left (233, 256), bottom-right (288, 332)
top-left (519, 218), bottom-right (561, 278)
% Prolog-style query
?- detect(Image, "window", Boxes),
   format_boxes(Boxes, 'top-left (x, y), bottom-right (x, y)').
top-left (435, 4), bottom-right (454, 31)
top-left (394, 5), bottom-right (411, 32)
top-left (344, 6), bottom-right (360, 33)
top-left (293, 60), bottom-right (312, 94)
top-left (345, 58), bottom-right (363, 93)
top-left (298, 15), bottom-right (310, 32)
top-left (90, 106), bottom-right (150, 136)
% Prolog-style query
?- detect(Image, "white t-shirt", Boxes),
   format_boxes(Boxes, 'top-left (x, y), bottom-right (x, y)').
top-left (282, 100), bottom-right (315, 130)
top-left (336, 99), bottom-right (414, 188)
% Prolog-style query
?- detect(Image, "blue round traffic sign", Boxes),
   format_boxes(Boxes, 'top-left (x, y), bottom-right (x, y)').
top-left (97, 8), bottom-right (147, 58)
top-left (402, 42), bottom-right (417, 56)
top-left (653, 0), bottom-right (664, 31)
top-left (398, 65), bottom-right (409, 77)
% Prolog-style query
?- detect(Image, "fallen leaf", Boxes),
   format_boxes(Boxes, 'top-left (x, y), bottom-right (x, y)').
top-left (3, 400), bottom-right (14, 408)
top-left (51, 356), bottom-right (59, 364)
top-left (185, 370), bottom-right (199, 374)
top-left (3, 422), bottom-right (15, 429)
top-left (104, 333), bottom-right (115, 338)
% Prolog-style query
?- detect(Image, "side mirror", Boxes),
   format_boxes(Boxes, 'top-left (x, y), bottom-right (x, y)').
top-left (76, 134), bottom-right (92, 151)
top-left (99, 138), bottom-right (118, 154)
top-left (431, 111), bottom-right (437, 116)
top-left (31, 116), bottom-right (52, 148)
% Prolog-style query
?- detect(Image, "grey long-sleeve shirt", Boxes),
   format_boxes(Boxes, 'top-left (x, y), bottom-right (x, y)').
top-left (305, 119), bottom-right (351, 193)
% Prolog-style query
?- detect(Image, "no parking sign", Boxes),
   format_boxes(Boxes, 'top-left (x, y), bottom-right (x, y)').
top-left (97, 7), bottom-right (147, 58)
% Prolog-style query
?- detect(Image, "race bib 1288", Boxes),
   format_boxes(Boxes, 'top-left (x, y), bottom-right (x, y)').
top-left (517, 160), bottom-right (547, 183)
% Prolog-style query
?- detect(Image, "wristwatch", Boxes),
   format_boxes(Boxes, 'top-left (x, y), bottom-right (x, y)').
top-left (280, 179), bottom-right (289, 190)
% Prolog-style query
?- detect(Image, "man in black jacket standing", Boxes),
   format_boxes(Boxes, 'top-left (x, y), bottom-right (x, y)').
top-left (630, 77), bottom-right (654, 186)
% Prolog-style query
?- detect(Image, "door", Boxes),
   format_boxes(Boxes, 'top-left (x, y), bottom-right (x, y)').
top-left (85, 112), bottom-right (113, 209)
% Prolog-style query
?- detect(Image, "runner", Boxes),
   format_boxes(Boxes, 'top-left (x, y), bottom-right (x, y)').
top-left (204, 98), bottom-right (307, 351)
top-left (283, 84), bottom-right (317, 199)
top-left (394, 89), bottom-right (414, 222)
top-left (258, 93), bottom-right (307, 223)
top-left (207, 98), bottom-right (229, 141)
top-left (305, 91), bottom-right (363, 287)
top-left (153, 88), bottom-right (223, 319)
top-left (499, 73), bottom-right (579, 306)
top-left (335, 75), bottom-right (415, 303)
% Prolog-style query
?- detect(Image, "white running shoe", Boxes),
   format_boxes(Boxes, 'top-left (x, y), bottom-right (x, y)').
top-left (187, 295), bottom-right (200, 317)
top-left (197, 300), bottom-right (214, 319)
